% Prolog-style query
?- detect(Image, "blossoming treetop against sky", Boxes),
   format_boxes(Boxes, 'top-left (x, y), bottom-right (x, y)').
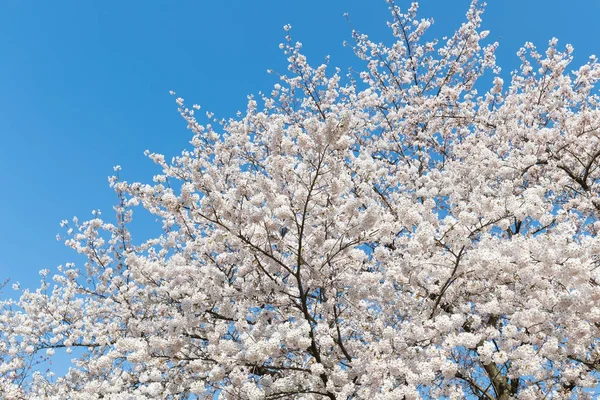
top-left (0, 0), bottom-right (598, 297)
top-left (2, 0), bottom-right (600, 399)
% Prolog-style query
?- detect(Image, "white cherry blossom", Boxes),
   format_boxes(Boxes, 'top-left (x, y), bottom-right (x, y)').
top-left (2, 1), bottom-right (600, 399)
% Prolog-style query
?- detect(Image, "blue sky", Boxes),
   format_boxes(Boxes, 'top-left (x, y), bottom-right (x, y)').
top-left (1, 0), bottom-right (599, 385)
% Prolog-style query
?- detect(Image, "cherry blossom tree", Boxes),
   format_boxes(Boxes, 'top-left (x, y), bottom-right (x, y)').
top-left (3, 1), bottom-right (600, 398)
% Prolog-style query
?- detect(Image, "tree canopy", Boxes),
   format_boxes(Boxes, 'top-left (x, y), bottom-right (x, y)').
top-left (2, 1), bottom-right (600, 399)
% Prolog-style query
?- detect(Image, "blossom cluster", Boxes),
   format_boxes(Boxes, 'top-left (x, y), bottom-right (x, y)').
top-left (2, 1), bottom-right (600, 399)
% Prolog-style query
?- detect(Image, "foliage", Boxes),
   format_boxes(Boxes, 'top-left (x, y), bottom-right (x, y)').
top-left (2, 1), bottom-right (600, 399)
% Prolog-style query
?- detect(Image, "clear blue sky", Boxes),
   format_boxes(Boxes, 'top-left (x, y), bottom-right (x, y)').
top-left (1, 0), bottom-right (599, 303)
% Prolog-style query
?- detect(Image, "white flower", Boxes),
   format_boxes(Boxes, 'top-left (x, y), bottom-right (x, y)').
top-left (310, 363), bottom-right (326, 376)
